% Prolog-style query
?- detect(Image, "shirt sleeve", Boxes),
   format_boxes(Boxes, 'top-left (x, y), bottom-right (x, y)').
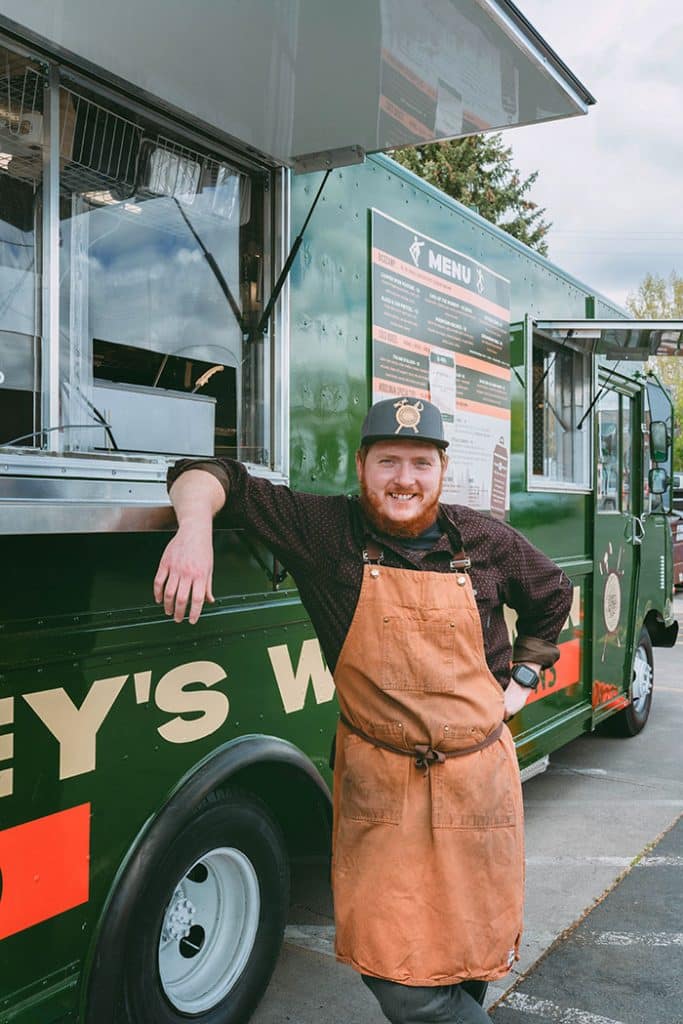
top-left (166, 457), bottom-right (347, 580)
top-left (501, 526), bottom-right (574, 668)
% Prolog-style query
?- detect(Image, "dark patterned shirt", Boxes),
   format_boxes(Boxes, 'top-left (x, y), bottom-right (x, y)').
top-left (168, 459), bottom-right (574, 686)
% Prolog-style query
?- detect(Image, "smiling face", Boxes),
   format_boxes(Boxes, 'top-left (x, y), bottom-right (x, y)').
top-left (356, 440), bottom-right (447, 537)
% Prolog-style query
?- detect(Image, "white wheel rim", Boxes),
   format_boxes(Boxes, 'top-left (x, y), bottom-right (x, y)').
top-left (631, 644), bottom-right (653, 713)
top-left (158, 847), bottom-right (260, 1014)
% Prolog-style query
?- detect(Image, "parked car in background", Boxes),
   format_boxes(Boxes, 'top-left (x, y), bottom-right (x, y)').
top-left (674, 472), bottom-right (683, 513)
top-left (671, 473), bottom-right (683, 590)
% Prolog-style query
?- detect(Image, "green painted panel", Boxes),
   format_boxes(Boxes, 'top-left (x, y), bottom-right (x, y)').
top-left (0, 529), bottom-right (336, 1015)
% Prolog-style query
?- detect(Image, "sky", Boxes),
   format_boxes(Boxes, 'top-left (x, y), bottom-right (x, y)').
top-left (504, 0), bottom-right (683, 312)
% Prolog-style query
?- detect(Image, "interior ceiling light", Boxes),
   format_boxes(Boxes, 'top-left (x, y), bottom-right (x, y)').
top-left (83, 190), bottom-right (118, 205)
top-left (145, 146), bottom-right (200, 202)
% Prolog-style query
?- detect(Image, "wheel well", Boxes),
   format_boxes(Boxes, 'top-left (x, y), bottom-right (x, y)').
top-left (643, 609), bottom-right (679, 648)
top-left (230, 760), bottom-right (332, 861)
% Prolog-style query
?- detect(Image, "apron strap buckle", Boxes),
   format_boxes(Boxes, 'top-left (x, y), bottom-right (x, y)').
top-left (449, 552), bottom-right (471, 572)
top-left (413, 744), bottom-right (446, 774)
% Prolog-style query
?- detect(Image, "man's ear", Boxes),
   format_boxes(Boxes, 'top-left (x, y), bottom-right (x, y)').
top-left (355, 450), bottom-right (364, 481)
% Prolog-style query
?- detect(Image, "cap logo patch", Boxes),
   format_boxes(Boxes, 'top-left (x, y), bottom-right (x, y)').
top-left (394, 398), bottom-right (424, 434)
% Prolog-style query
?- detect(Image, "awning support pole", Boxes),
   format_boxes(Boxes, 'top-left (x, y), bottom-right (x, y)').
top-left (250, 168), bottom-right (331, 341)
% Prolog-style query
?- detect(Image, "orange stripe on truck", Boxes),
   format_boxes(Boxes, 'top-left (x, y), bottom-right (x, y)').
top-left (0, 803), bottom-right (90, 940)
top-left (525, 638), bottom-right (581, 705)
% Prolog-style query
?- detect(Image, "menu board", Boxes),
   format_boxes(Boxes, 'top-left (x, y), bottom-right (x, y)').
top-left (371, 210), bottom-right (511, 514)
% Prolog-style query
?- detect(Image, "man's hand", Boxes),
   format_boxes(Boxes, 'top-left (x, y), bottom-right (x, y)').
top-left (154, 470), bottom-right (226, 624)
top-left (503, 663), bottom-right (542, 720)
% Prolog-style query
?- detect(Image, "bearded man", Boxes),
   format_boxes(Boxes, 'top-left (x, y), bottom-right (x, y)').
top-left (155, 396), bottom-right (573, 1024)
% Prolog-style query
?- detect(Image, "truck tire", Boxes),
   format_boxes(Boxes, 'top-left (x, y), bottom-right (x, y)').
top-left (604, 627), bottom-right (654, 737)
top-left (118, 787), bottom-right (289, 1024)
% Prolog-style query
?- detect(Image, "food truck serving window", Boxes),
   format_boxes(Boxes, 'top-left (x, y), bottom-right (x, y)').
top-left (0, 48), bottom-right (43, 452)
top-left (58, 84), bottom-right (269, 465)
top-left (0, 53), bottom-right (276, 472)
top-left (530, 330), bottom-right (591, 490)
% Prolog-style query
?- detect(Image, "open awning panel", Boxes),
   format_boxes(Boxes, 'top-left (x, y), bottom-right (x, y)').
top-left (535, 320), bottom-right (683, 361)
top-left (0, 0), bottom-right (594, 171)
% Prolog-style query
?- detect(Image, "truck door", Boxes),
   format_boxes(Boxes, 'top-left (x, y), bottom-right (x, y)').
top-left (592, 380), bottom-right (641, 722)
top-left (534, 318), bottom-right (683, 724)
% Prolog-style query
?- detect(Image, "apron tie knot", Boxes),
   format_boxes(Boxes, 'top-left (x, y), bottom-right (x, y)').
top-left (413, 744), bottom-right (446, 774)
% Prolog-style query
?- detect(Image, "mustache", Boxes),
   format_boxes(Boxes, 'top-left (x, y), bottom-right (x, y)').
top-left (359, 480), bottom-right (441, 538)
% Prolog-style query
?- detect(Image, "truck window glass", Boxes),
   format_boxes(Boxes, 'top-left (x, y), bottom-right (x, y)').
top-left (0, 48), bottom-right (43, 450)
top-left (597, 389), bottom-right (619, 511)
top-left (644, 379), bottom-right (673, 514)
top-left (531, 333), bottom-right (591, 488)
top-left (621, 394), bottom-right (632, 513)
top-left (596, 389), bottom-right (632, 514)
top-left (58, 85), bottom-right (268, 463)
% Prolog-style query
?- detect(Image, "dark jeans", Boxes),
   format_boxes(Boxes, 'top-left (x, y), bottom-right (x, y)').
top-left (362, 974), bottom-right (490, 1024)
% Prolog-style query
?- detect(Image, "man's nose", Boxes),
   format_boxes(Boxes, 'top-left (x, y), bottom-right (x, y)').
top-left (395, 461), bottom-right (416, 487)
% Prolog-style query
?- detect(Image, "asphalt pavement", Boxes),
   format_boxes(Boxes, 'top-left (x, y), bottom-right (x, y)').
top-left (252, 594), bottom-right (683, 1024)
top-left (490, 815), bottom-right (682, 1024)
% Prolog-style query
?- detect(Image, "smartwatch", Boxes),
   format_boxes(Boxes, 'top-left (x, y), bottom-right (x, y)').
top-left (510, 663), bottom-right (540, 690)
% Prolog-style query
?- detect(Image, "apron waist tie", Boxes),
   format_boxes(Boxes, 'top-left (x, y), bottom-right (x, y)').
top-left (339, 712), bottom-right (504, 775)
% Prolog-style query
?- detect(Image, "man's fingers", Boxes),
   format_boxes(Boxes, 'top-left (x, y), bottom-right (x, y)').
top-left (188, 579), bottom-right (208, 625)
top-left (153, 561), bottom-right (169, 604)
top-left (173, 579), bottom-right (192, 623)
top-left (163, 573), bottom-right (180, 616)
top-left (154, 535), bottom-right (213, 622)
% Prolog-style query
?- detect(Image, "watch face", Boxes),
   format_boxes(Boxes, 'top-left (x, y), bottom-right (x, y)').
top-left (512, 664), bottom-right (538, 688)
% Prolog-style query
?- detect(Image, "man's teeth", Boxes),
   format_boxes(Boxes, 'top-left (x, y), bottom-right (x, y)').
top-left (390, 493), bottom-right (415, 501)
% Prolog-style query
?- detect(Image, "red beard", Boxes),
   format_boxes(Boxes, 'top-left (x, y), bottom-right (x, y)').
top-left (359, 480), bottom-right (441, 538)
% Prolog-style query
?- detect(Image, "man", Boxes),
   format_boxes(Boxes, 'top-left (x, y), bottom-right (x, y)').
top-left (155, 396), bottom-right (573, 1024)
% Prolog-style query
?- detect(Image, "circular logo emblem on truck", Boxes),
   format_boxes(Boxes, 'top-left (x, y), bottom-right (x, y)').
top-left (603, 571), bottom-right (622, 634)
top-left (599, 541), bottom-right (624, 662)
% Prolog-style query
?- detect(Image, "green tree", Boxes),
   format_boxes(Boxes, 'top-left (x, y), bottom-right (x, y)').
top-left (391, 135), bottom-right (550, 254)
top-left (627, 270), bottom-right (683, 469)
top-left (626, 270), bottom-right (683, 319)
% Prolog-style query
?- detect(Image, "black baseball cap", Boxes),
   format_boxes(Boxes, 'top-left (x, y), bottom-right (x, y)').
top-left (360, 397), bottom-right (449, 449)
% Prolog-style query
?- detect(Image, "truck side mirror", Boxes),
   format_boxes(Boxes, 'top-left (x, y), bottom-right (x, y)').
top-left (649, 420), bottom-right (669, 463)
top-left (649, 467), bottom-right (669, 495)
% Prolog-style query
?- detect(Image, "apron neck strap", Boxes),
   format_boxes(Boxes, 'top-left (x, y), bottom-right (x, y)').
top-left (363, 537), bottom-right (470, 573)
top-left (362, 539), bottom-right (384, 564)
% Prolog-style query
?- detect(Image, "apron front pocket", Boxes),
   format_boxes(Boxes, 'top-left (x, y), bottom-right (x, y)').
top-left (431, 741), bottom-right (516, 829)
top-left (340, 733), bottom-right (408, 824)
top-left (381, 617), bottom-right (457, 693)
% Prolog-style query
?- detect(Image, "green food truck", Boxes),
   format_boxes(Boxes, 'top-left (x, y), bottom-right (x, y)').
top-left (0, 3), bottom-right (680, 1023)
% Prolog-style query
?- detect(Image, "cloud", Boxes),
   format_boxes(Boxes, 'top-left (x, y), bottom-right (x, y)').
top-left (506, 1), bottom-right (683, 309)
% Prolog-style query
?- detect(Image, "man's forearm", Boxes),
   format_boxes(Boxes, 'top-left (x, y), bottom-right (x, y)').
top-left (169, 469), bottom-right (227, 528)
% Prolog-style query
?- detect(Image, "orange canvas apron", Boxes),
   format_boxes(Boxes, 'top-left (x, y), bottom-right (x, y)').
top-left (331, 548), bottom-right (524, 986)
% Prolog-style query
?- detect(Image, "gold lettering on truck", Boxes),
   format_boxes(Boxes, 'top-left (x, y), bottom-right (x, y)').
top-left (154, 662), bottom-right (229, 743)
top-left (24, 676), bottom-right (128, 780)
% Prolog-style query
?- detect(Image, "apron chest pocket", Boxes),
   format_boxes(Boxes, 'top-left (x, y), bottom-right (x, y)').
top-left (431, 741), bottom-right (516, 829)
top-left (340, 734), bottom-right (407, 825)
top-left (382, 617), bottom-right (457, 693)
